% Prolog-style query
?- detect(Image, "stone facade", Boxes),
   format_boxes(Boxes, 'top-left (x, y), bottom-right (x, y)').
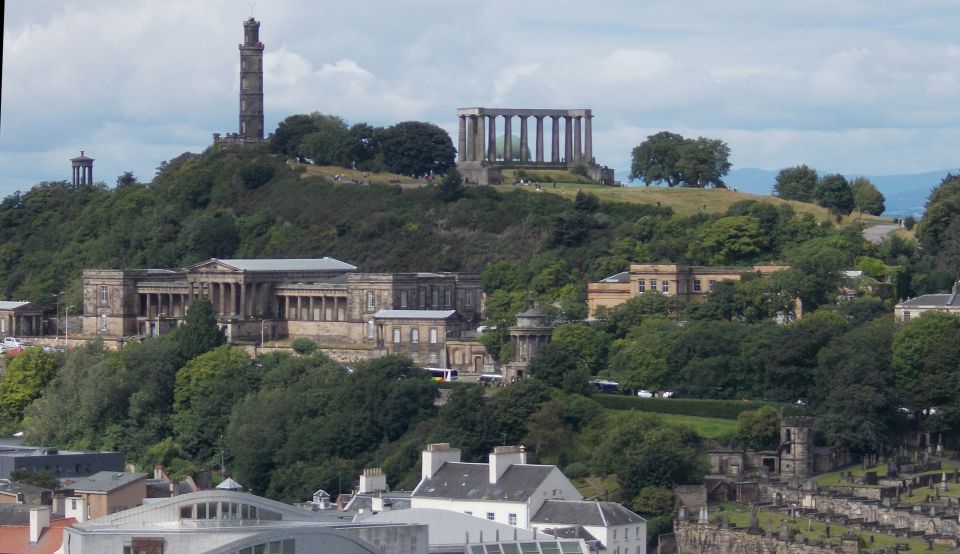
top-left (456, 107), bottom-right (614, 185)
top-left (0, 301), bottom-right (43, 337)
top-left (81, 259), bottom-right (489, 371)
top-left (588, 263), bottom-right (791, 316)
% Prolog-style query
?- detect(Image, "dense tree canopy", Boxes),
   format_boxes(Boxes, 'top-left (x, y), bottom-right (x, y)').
top-left (850, 177), bottom-right (885, 217)
top-left (814, 174), bottom-right (855, 214)
top-left (773, 165), bottom-right (818, 202)
top-left (629, 132), bottom-right (730, 188)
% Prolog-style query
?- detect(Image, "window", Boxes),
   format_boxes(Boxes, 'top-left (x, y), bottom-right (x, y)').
top-left (708, 279), bottom-right (716, 291)
top-left (613, 529), bottom-right (618, 540)
top-left (661, 281), bottom-right (669, 293)
top-left (508, 513), bottom-right (517, 526)
top-left (428, 352), bottom-right (438, 364)
top-left (465, 289), bottom-right (473, 307)
top-left (400, 291), bottom-right (408, 308)
top-left (444, 287), bottom-right (452, 306)
top-left (392, 328), bottom-right (401, 343)
top-left (650, 279), bottom-right (657, 290)
top-left (903, 311), bottom-right (911, 321)
top-left (636, 526), bottom-right (641, 539)
top-left (419, 287), bottom-right (426, 308)
top-left (637, 280), bottom-right (645, 293)
top-left (411, 352), bottom-right (419, 362)
top-left (693, 279), bottom-right (702, 292)
top-left (486, 512), bottom-right (495, 521)
top-left (411, 328), bottom-right (420, 343)
top-left (99, 285), bottom-right (108, 302)
top-left (432, 288), bottom-right (439, 307)
top-left (367, 320), bottom-right (375, 339)
top-left (367, 291), bottom-right (375, 310)
top-left (429, 328), bottom-right (438, 343)
top-left (100, 312), bottom-right (108, 331)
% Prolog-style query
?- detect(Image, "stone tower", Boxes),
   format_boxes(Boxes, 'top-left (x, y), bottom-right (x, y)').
top-left (238, 17), bottom-right (264, 140)
top-left (504, 296), bottom-right (554, 381)
top-left (779, 416), bottom-right (814, 478)
top-left (70, 151), bottom-right (94, 185)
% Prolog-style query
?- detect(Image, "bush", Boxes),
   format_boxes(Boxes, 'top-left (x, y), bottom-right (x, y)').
top-left (903, 215), bottom-right (916, 231)
top-left (240, 161), bottom-right (275, 190)
top-left (291, 338), bottom-right (318, 355)
top-left (592, 395), bottom-right (799, 420)
top-left (563, 462), bottom-right (589, 478)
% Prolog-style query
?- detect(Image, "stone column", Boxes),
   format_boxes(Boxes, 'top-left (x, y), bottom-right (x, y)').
top-left (574, 117), bottom-right (582, 162)
top-left (503, 116), bottom-right (513, 162)
top-left (321, 297), bottom-right (327, 321)
top-left (487, 115), bottom-right (497, 162)
top-left (535, 116), bottom-right (544, 162)
top-left (295, 296), bottom-right (302, 320)
top-left (519, 116), bottom-right (529, 162)
top-left (584, 115), bottom-right (593, 163)
top-left (239, 284), bottom-right (246, 319)
top-left (458, 116), bottom-right (466, 162)
top-left (145, 294), bottom-right (152, 318)
top-left (564, 116), bottom-right (573, 163)
top-left (466, 116), bottom-right (476, 161)
top-left (551, 116), bottom-right (560, 162)
top-left (476, 115), bottom-right (486, 162)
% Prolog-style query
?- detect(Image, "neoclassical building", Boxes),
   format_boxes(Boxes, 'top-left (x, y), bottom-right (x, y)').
top-left (587, 263), bottom-right (790, 316)
top-left (894, 281), bottom-right (960, 322)
top-left (81, 258), bottom-right (489, 371)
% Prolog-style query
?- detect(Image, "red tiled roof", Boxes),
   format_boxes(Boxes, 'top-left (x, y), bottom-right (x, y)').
top-left (0, 517), bottom-right (76, 554)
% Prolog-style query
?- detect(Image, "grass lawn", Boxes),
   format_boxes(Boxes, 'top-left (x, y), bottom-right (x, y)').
top-left (717, 503), bottom-right (952, 553)
top-left (657, 413), bottom-right (736, 439)
top-left (815, 459), bottom-right (960, 491)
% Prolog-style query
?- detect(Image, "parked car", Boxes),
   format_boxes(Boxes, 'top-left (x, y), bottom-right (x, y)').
top-left (637, 389), bottom-right (654, 398)
top-left (659, 391), bottom-right (675, 398)
top-left (2, 337), bottom-right (26, 354)
top-left (478, 374), bottom-right (504, 386)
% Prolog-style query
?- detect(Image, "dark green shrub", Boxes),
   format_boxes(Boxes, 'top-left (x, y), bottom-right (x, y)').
top-left (291, 338), bottom-right (317, 355)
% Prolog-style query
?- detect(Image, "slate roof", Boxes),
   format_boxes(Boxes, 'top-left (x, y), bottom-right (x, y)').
top-left (0, 481), bottom-right (50, 498)
top-left (215, 477), bottom-right (245, 491)
top-left (531, 500), bottom-right (646, 527)
top-left (0, 301), bottom-right (32, 311)
top-left (191, 258), bottom-right (357, 272)
top-left (412, 462), bottom-right (554, 502)
top-left (898, 293), bottom-right (960, 308)
top-left (541, 525), bottom-right (599, 543)
top-left (62, 471), bottom-right (146, 493)
top-left (343, 492), bottom-right (412, 512)
top-left (373, 310), bottom-right (457, 320)
top-left (599, 271), bottom-right (630, 283)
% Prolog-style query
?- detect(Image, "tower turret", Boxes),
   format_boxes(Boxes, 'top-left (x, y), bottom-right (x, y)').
top-left (238, 17), bottom-right (264, 140)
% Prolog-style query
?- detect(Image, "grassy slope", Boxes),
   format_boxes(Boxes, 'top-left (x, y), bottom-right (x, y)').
top-left (294, 162), bottom-right (891, 226)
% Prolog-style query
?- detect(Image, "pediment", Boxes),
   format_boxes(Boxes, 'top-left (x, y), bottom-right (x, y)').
top-left (185, 259), bottom-right (242, 274)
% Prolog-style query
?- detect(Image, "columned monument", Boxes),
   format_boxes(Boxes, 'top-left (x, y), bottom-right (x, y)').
top-left (71, 151), bottom-right (94, 185)
top-left (456, 107), bottom-right (613, 185)
top-left (214, 17), bottom-right (265, 146)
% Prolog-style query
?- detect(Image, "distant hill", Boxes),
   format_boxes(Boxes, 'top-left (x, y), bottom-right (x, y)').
top-left (724, 168), bottom-right (956, 218)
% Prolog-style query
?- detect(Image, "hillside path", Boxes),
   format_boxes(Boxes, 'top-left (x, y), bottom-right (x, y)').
top-left (863, 223), bottom-right (901, 244)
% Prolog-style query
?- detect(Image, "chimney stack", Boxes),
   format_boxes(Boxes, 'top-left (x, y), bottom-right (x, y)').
top-left (29, 506), bottom-right (50, 544)
top-left (489, 445), bottom-right (526, 484)
top-left (421, 443), bottom-right (461, 481)
top-left (359, 467), bottom-right (387, 494)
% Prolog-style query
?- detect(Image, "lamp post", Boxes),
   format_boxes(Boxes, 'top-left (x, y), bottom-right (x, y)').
top-left (155, 312), bottom-right (166, 337)
top-left (65, 306), bottom-right (74, 350)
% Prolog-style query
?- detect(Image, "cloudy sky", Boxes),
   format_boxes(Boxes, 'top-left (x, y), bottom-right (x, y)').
top-left (2, 0), bottom-right (959, 198)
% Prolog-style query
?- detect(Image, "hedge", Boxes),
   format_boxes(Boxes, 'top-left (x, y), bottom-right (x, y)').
top-left (593, 394), bottom-right (801, 420)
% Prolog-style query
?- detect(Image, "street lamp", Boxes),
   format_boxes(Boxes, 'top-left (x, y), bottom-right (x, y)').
top-left (64, 306), bottom-right (74, 350)
top-left (156, 312), bottom-right (166, 337)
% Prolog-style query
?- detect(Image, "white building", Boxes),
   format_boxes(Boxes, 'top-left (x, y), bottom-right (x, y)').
top-left (411, 444), bottom-right (581, 528)
top-left (531, 500), bottom-right (647, 554)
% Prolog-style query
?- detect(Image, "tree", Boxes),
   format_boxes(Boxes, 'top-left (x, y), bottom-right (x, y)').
top-left (437, 168), bottom-right (464, 203)
top-left (891, 312), bottom-right (960, 423)
top-left (629, 132), bottom-right (685, 186)
top-left (773, 165), bottom-right (818, 202)
top-left (379, 121), bottom-right (456, 176)
top-left (691, 216), bottom-right (764, 265)
top-left (814, 174), bottom-right (854, 215)
top-left (850, 177), bottom-right (885, 219)
top-left (172, 345), bottom-right (258, 459)
top-left (171, 298), bottom-right (224, 362)
top-left (675, 137), bottom-right (731, 188)
top-left (0, 347), bottom-right (59, 431)
top-left (735, 406), bottom-right (780, 450)
top-left (270, 114), bottom-right (321, 158)
top-left (629, 132), bottom-right (731, 188)
top-left (291, 338), bottom-right (317, 355)
top-left (297, 115), bottom-right (354, 167)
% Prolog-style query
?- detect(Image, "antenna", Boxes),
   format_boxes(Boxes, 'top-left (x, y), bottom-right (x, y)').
top-left (248, 0), bottom-right (255, 17)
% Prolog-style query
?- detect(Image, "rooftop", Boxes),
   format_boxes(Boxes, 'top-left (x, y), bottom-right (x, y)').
top-left (0, 301), bottom-right (33, 311)
top-left (531, 500), bottom-right (646, 527)
top-left (412, 462), bottom-right (554, 502)
top-left (373, 309), bottom-right (457, 320)
top-left (898, 293), bottom-right (960, 308)
top-left (189, 258), bottom-right (357, 273)
top-left (62, 471), bottom-right (146, 494)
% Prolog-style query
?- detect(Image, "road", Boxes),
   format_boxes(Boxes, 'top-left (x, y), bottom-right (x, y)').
top-left (862, 223), bottom-right (901, 244)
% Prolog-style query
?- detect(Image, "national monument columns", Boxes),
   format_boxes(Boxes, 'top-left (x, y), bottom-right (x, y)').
top-left (456, 108), bottom-right (612, 185)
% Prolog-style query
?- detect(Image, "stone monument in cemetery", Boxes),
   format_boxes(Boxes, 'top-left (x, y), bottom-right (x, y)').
top-left (455, 107), bottom-right (614, 185)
